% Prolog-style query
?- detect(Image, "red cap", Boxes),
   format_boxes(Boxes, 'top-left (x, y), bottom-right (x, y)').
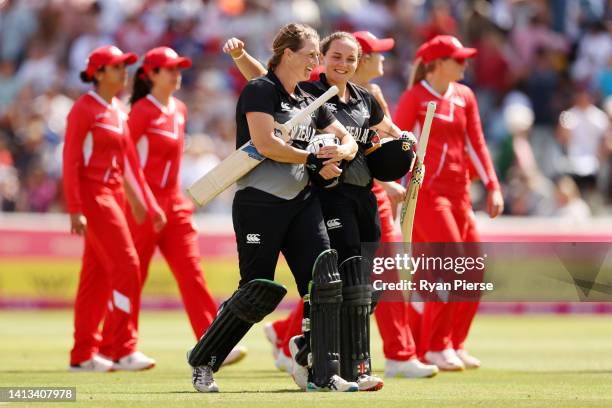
top-left (85, 45), bottom-right (137, 79)
top-left (309, 65), bottom-right (325, 81)
top-left (416, 35), bottom-right (477, 64)
top-left (353, 31), bottom-right (395, 54)
top-left (142, 47), bottom-right (192, 75)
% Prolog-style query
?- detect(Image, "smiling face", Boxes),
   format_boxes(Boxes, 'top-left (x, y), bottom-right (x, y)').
top-left (287, 38), bottom-right (320, 82)
top-left (322, 37), bottom-right (359, 85)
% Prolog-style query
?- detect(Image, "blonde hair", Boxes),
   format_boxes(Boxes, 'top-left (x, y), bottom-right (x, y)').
top-left (267, 23), bottom-right (320, 70)
top-left (407, 58), bottom-right (437, 89)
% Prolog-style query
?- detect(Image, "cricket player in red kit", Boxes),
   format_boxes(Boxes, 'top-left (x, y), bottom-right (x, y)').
top-left (394, 35), bottom-right (504, 371)
top-left (64, 45), bottom-right (166, 372)
top-left (125, 47), bottom-right (246, 365)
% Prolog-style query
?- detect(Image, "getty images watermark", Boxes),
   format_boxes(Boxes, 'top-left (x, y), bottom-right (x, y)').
top-left (361, 242), bottom-right (612, 302)
top-left (371, 252), bottom-right (493, 293)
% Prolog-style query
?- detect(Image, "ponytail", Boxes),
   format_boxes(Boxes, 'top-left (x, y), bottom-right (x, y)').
top-left (80, 69), bottom-right (100, 85)
top-left (129, 67), bottom-right (155, 105)
top-left (407, 58), bottom-right (434, 89)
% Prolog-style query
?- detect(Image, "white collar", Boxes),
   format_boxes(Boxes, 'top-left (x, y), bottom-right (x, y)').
top-left (421, 80), bottom-right (454, 100)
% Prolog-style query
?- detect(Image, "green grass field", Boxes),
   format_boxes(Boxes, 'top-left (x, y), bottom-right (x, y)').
top-left (1, 311), bottom-right (612, 407)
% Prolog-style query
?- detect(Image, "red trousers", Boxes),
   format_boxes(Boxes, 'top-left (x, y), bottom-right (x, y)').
top-left (124, 193), bottom-right (217, 339)
top-left (70, 184), bottom-right (141, 365)
top-left (408, 189), bottom-right (480, 355)
top-left (371, 182), bottom-right (418, 361)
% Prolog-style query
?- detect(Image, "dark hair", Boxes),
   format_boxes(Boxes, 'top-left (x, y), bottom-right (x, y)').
top-left (79, 68), bottom-right (103, 85)
top-left (129, 67), bottom-right (159, 105)
top-left (267, 23), bottom-right (319, 70)
top-left (320, 31), bottom-right (362, 60)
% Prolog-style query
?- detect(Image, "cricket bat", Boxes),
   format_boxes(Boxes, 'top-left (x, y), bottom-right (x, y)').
top-left (187, 85), bottom-right (339, 206)
top-left (399, 101), bottom-right (436, 244)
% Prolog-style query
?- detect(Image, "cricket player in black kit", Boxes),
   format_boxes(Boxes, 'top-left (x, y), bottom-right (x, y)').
top-left (223, 31), bottom-right (415, 391)
top-left (188, 23), bottom-right (359, 393)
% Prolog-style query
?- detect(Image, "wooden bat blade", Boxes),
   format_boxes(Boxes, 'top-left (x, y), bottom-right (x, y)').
top-left (399, 162), bottom-right (424, 242)
top-left (187, 85), bottom-right (340, 207)
top-left (399, 101), bottom-right (436, 244)
top-left (186, 141), bottom-right (264, 206)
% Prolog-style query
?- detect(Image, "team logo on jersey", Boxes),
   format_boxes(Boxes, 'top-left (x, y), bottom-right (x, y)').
top-left (326, 219), bottom-right (342, 230)
top-left (402, 141), bottom-right (411, 151)
top-left (246, 233), bottom-right (261, 244)
top-left (281, 101), bottom-right (298, 112)
top-left (324, 102), bottom-right (337, 113)
top-left (177, 113), bottom-right (185, 125)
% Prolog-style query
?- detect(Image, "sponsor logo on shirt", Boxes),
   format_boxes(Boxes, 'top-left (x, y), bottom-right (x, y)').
top-left (326, 219), bottom-right (342, 230)
top-left (324, 102), bottom-right (337, 113)
top-left (281, 101), bottom-right (297, 112)
top-left (246, 233), bottom-right (261, 244)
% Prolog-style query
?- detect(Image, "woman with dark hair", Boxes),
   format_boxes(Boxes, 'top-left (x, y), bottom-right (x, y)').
top-left (223, 30), bottom-right (423, 390)
top-left (351, 30), bottom-right (439, 379)
top-left (126, 47), bottom-right (246, 366)
top-left (395, 35), bottom-right (504, 371)
top-left (63, 45), bottom-right (166, 372)
top-left (187, 23), bottom-right (359, 393)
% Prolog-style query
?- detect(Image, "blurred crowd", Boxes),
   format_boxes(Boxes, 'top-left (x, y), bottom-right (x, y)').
top-left (0, 0), bottom-right (611, 218)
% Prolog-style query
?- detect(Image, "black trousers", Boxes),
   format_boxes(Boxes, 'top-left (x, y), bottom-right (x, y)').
top-left (232, 188), bottom-right (330, 297)
top-left (317, 183), bottom-right (381, 263)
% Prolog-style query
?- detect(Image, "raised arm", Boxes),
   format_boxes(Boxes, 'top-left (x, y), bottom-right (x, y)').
top-left (223, 38), bottom-right (267, 80)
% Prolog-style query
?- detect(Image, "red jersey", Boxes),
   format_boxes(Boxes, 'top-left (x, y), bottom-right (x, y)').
top-left (63, 90), bottom-right (159, 214)
top-left (393, 80), bottom-right (499, 195)
top-left (128, 95), bottom-right (187, 195)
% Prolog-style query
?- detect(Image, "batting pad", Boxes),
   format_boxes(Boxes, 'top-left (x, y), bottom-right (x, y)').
top-left (309, 249), bottom-right (343, 386)
top-left (339, 256), bottom-right (373, 380)
top-left (188, 279), bottom-right (287, 371)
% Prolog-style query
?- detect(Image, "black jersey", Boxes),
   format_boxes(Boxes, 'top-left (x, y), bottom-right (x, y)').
top-left (300, 74), bottom-right (385, 188)
top-left (235, 70), bottom-right (335, 200)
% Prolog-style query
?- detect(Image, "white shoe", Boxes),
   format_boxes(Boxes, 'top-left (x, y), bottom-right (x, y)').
top-left (113, 351), bottom-right (155, 371)
top-left (69, 355), bottom-right (114, 372)
top-left (288, 335), bottom-right (308, 390)
top-left (274, 350), bottom-right (292, 373)
top-left (263, 322), bottom-right (280, 358)
top-left (192, 365), bottom-right (219, 393)
top-left (384, 358), bottom-right (439, 378)
top-left (356, 373), bottom-right (384, 391)
top-left (424, 350), bottom-right (465, 372)
top-left (221, 346), bottom-right (247, 366)
top-left (306, 374), bottom-right (359, 392)
top-left (455, 349), bottom-right (481, 369)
